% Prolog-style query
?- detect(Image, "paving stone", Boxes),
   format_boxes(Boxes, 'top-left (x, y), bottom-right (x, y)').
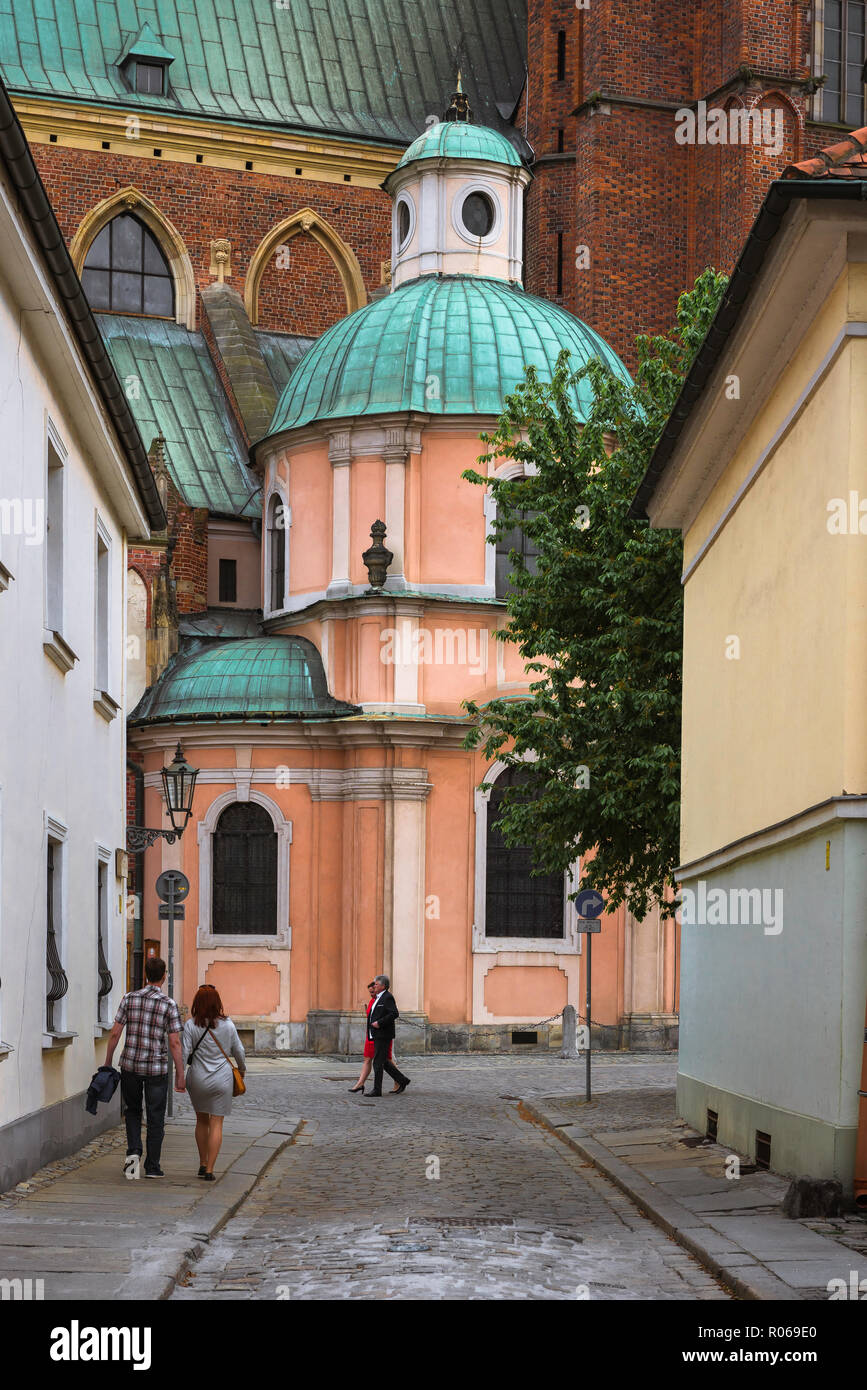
top-left (764, 1258), bottom-right (861, 1289)
top-left (171, 1056), bottom-right (727, 1302)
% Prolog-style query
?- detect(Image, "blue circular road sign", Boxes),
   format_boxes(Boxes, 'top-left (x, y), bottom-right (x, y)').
top-left (576, 888), bottom-right (605, 919)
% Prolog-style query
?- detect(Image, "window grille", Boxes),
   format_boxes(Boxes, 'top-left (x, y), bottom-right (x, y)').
top-left (212, 802), bottom-right (278, 936)
top-left (485, 766), bottom-right (564, 938)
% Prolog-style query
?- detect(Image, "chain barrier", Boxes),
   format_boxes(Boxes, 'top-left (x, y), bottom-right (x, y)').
top-left (392, 1008), bottom-right (610, 1040)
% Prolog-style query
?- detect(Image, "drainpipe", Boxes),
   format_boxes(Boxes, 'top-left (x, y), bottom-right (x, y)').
top-left (856, 1002), bottom-right (867, 1209)
top-left (127, 757), bottom-right (145, 990)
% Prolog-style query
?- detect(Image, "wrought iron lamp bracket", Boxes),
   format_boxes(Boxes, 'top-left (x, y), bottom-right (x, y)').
top-left (126, 826), bottom-right (179, 853)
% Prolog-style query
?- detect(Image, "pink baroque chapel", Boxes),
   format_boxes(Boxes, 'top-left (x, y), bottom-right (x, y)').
top-left (129, 89), bottom-right (679, 1055)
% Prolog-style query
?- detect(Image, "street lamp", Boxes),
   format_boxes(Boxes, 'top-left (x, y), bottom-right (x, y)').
top-left (127, 743), bottom-right (199, 852)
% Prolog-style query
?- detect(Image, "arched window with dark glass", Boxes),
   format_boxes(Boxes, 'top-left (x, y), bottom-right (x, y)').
top-left (212, 802), bottom-right (277, 936)
top-left (81, 214), bottom-right (175, 317)
top-left (495, 508), bottom-right (539, 599)
top-left (485, 766), bottom-right (564, 938)
top-left (269, 493), bottom-right (287, 611)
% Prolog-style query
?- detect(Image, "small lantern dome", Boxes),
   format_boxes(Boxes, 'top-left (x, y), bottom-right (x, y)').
top-left (383, 82), bottom-right (530, 289)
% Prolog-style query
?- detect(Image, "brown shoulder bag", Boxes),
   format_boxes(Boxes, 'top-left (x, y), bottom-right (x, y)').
top-left (207, 1026), bottom-right (246, 1097)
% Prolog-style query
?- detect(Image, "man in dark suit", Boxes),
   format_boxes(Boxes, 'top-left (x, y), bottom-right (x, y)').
top-left (367, 974), bottom-right (410, 1096)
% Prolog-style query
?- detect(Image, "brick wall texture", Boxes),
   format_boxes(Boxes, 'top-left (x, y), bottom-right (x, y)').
top-left (524, 0), bottom-right (857, 367)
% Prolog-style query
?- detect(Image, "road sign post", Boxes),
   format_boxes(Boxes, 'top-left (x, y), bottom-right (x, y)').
top-left (155, 870), bottom-right (190, 1117)
top-left (575, 889), bottom-right (605, 1103)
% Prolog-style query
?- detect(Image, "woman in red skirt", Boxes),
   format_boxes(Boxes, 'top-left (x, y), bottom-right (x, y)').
top-left (349, 981), bottom-right (396, 1094)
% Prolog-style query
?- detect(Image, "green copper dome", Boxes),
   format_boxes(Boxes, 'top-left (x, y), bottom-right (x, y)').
top-left (129, 637), bottom-right (359, 725)
top-left (265, 276), bottom-right (631, 435)
top-left (394, 121), bottom-right (522, 171)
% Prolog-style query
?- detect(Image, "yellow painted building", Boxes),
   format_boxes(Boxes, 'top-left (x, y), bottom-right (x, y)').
top-left (633, 133), bottom-right (867, 1189)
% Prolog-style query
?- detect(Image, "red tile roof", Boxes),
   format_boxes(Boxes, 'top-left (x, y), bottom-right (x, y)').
top-left (783, 128), bottom-right (867, 178)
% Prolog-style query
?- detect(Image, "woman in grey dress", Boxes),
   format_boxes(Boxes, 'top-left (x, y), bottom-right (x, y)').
top-left (183, 985), bottom-right (246, 1180)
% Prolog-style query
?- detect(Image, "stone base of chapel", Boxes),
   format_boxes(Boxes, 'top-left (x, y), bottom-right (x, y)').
top-left (237, 1010), bottom-right (679, 1056)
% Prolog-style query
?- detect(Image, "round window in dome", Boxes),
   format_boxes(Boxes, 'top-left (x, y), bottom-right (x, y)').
top-left (397, 199), bottom-right (411, 247)
top-left (461, 191), bottom-right (495, 238)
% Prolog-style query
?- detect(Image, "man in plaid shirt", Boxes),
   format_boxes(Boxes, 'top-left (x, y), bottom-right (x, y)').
top-left (105, 956), bottom-right (185, 1178)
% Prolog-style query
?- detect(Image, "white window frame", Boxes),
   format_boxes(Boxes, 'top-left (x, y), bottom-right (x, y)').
top-left (811, 0), bottom-right (867, 125)
top-left (44, 421), bottom-right (66, 634)
top-left (196, 789), bottom-right (292, 949)
top-left (264, 484), bottom-right (291, 617)
top-left (452, 179), bottom-right (504, 249)
top-left (394, 191), bottom-right (416, 251)
top-left (44, 813), bottom-right (71, 1038)
top-left (93, 515), bottom-right (118, 720)
top-left (95, 845), bottom-right (113, 1028)
top-left (0, 784), bottom-right (7, 1058)
top-left (484, 459), bottom-right (537, 594)
top-left (472, 758), bottom-right (581, 955)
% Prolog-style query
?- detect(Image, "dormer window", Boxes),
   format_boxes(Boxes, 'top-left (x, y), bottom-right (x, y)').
top-left (116, 21), bottom-right (175, 99)
top-left (136, 62), bottom-right (165, 96)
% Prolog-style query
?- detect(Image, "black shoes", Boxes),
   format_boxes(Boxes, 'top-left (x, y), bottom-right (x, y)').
top-left (144, 1167), bottom-right (165, 1178)
top-left (197, 1165), bottom-right (207, 1177)
top-left (348, 1085), bottom-right (366, 1094)
top-left (392, 1079), bottom-right (410, 1094)
top-left (368, 1091), bottom-right (382, 1096)
top-left (202, 1172), bottom-right (215, 1182)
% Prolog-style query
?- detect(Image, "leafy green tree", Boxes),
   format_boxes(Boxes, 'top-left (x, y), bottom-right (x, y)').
top-left (463, 268), bottom-right (727, 920)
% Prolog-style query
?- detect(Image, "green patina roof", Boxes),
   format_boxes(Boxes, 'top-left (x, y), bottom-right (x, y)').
top-left (97, 314), bottom-right (259, 517)
top-left (0, 1), bottom-right (528, 150)
top-left (266, 276), bottom-right (632, 435)
top-left (257, 330), bottom-right (316, 396)
top-left (117, 20), bottom-right (175, 67)
top-left (129, 636), bottom-right (360, 725)
top-left (394, 120), bottom-right (522, 172)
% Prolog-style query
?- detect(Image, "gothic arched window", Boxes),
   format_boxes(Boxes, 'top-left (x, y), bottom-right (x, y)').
top-left (485, 766), bottom-right (564, 938)
top-left (212, 802), bottom-right (277, 936)
top-left (82, 213), bottom-right (175, 317)
top-left (268, 493), bottom-right (288, 612)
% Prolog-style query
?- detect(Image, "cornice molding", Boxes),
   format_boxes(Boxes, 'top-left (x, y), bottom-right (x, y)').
top-left (262, 591), bottom-right (504, 628)
top-left (677, 795), bottom-right (867, 880)
top-left (128, 717), bottom-right (471, 753)
top-left (145, 765), bottom-right (433, 801)
top-left (254, 411), bottom-right (499, 466)
top-left (12, 96), bottom-right (400, 189)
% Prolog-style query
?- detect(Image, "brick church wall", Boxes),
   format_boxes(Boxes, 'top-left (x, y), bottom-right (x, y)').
top-left (28, 144), bottom-right (391, 325)
top-left (525, 0), bottom-right (853, 367)
top-left (256, 229), bottom-right (350, 336)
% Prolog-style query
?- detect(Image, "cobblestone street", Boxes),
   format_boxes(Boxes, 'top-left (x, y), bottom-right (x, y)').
top-left (171, 1055), bottom-right (731, 1301)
